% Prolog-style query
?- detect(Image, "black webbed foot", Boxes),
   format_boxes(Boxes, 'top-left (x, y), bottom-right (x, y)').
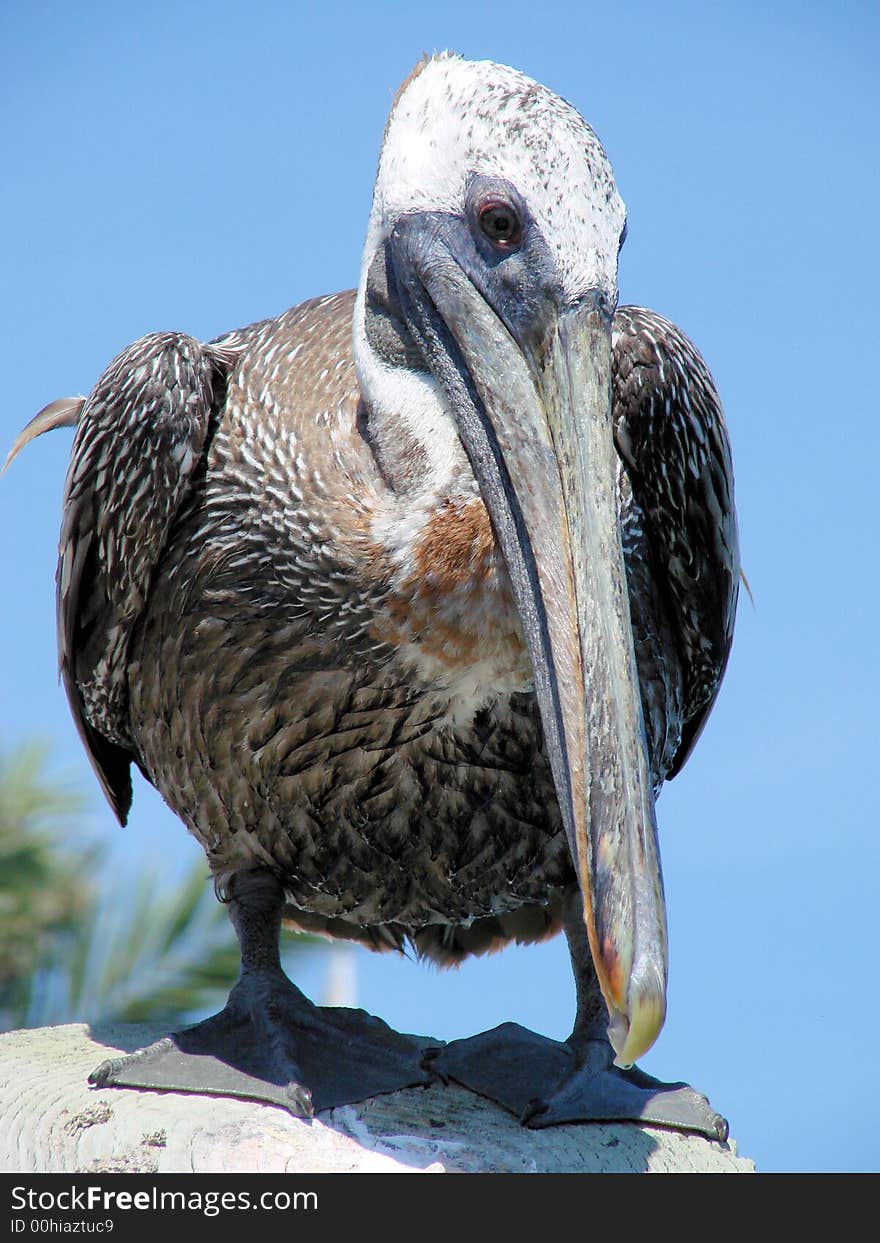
top-left (522, 1034), bottom-right (728, 1139)
top-left (428, 1022), bottom-right (727, 1140)
top-left (89, 969), bottom-right (436, 1114)
top-left (89, 868), bottom-right (436, 1115)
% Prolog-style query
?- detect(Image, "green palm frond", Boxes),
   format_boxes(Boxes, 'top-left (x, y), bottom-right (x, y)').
top-left (0, 739), bottom-right (321, 1031)
top-left (0, 741), bottom-right (95, 1023)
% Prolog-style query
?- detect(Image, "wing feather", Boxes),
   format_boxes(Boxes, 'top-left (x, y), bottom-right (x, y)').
top-left (56, 332), bottom-right (238, 822)
top-left (612, 306), bottom-right (740, 778)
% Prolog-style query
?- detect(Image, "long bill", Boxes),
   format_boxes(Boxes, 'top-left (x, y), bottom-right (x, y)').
top-left (392, 237), bottom-right (668, 1065)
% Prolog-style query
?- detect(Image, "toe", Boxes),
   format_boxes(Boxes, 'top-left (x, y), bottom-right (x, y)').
top-left (526, 1064), bottom-right (728, 1140)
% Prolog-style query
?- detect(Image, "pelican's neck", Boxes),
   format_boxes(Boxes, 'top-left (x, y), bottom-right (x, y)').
top-left (353, 281), bottom-right (476, 504)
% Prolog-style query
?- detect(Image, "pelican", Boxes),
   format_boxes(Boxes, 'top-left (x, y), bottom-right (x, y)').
top-left (8, 54), bottom-right (738, 1137)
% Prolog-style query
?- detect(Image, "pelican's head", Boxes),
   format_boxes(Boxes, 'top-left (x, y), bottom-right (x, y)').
top-left (362, 54), bottom-right (624, 306)
top-left (356, 55), bottom-right (666, 1067)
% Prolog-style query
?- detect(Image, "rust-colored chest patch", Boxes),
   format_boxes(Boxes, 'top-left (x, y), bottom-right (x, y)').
top-left (414, 497), bottom-right (497, 589)
top-left (374, 497), bottom-right (527, 678)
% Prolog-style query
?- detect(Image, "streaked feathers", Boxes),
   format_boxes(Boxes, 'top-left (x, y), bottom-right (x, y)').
top-left (5, 295), bottom-right (737, 962)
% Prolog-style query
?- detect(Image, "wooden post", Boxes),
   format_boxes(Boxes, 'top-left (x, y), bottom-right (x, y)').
top-left (0, 1024), bottom-right (753, 1173)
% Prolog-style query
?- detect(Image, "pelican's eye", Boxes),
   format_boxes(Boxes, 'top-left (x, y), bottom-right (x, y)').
top-left (477, 200), bottom-right (522, 249)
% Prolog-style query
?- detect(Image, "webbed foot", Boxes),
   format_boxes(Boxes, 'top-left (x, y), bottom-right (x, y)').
top-left (429, 1022), bottom-right (727, 1141)
top-left (90, 868), bottom-right (437, 1115)
top-left (90, 968), bottom-right (437, 1115)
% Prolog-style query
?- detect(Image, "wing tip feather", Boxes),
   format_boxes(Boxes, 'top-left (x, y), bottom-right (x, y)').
top-left (3, 397), bottom-right (84, 475)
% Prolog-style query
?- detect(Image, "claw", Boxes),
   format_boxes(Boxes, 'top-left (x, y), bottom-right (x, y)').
top-left (712, 1113), bottom-right (730, 1143)
top-left (87, 1058), bottom-right (116, 1088)
top-left (284, 1083), bottom-right (314, 1118)
top-left (420, 1045), bottom-right (449, 1084)
top-left (520, 1097), bottom-right (549, 1125)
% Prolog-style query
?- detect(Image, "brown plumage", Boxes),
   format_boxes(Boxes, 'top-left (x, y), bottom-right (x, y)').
top-left (612, 307), bottom-right (739, 777)
top-left (16, 292), bottom-right (737, 964)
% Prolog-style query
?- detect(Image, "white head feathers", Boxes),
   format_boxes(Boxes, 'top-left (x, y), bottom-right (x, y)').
top-left (362, 53), bottom-right (626, 303)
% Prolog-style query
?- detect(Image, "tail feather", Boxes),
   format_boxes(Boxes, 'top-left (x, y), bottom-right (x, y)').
top-left (3, 397), bottom-right (84, 474)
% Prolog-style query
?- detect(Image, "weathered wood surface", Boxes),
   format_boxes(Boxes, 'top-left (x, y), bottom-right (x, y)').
top-left (0, 1024), bottom-right (754, 1173)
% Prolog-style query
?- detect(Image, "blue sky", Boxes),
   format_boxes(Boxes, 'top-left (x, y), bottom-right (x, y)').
top-left (2, 2), bottom-right (878, 1173)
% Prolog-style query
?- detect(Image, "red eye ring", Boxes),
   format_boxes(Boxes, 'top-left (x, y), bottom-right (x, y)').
top-left (477, 199), bottom-right (522, 248)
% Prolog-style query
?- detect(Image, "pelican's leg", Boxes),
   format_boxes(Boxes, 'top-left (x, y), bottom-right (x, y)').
top-left (428, 889), bottom-right (728, 1140)
top-left (89, 867), bottom-right (435, 1115)
top-left (522, 889), bottom-right (728, 1138)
